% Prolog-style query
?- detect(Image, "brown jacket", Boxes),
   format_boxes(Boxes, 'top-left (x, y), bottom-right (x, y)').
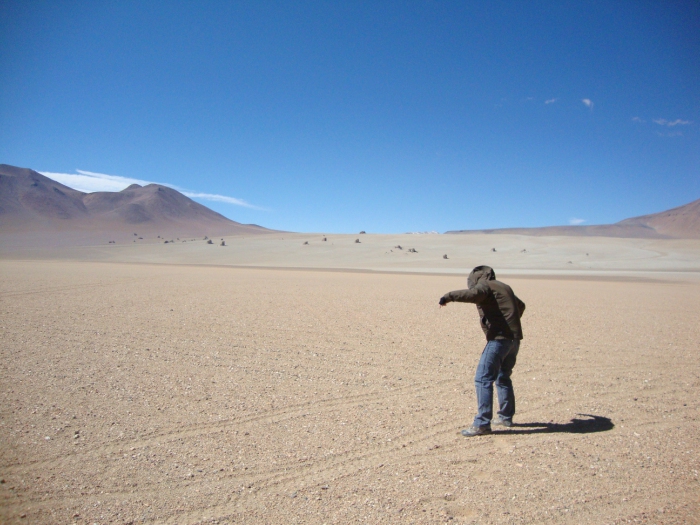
top-left (441, 266), bottom-right (525, 341)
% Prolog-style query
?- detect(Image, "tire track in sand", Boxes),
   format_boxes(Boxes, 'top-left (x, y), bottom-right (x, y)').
top-left (13, 380), bottom-right (473, 523)
top-left (0, 379), bottom-right (452, 475)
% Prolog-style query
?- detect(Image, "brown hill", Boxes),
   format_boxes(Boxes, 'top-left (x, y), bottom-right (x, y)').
top-left (446, 198), bottom-right (700, 239)
top-left (0, 164), bottom-right (272, 237)
top-left (616, 198), bottom-right (700, 239)
top-left (0, 165), bottom-right (89, 224)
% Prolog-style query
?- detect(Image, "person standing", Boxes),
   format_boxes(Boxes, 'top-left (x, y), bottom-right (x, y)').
top-left (439, 266), bottom-right (526, 436)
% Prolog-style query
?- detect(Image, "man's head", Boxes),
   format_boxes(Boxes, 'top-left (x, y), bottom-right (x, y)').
top-left (467, 265), bottom-right (496, 289)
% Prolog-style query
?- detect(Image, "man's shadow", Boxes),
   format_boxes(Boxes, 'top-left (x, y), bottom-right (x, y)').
top-left (497, 414), bottom-right (614, 434)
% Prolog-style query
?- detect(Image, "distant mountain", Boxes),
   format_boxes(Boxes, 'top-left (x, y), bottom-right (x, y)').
top-left (445, 198), bottom-right (700, 239)
top-left (616, 198), bottom-right (700, 239)
top-left (0, 164), bottom-right (272, 236)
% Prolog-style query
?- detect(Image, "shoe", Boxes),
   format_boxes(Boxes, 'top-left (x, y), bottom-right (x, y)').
top-left (461, 425), bottom-right (492, 437)
top-left (492, 417), bottom-right (513, 428)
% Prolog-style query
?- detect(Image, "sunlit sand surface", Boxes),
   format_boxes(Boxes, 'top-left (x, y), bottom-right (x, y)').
top-left (1, 234), bottom-right (699, 523)
top-left (2, 231), bottom-right (700, 275)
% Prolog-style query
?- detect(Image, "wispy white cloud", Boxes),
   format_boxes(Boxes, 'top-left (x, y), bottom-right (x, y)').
top-left (181, 192), bottom-right (259, 208)
top-left (632, 116), bottom-right (645, 123)
top-left (41, 170), bottom-right (151, 193)
top-left (40, 170), bottom-right (263, 209)
top-left (569, 218), bottom-right (586, 225)
top-left (544, 98), bottom-right (557, 104)
top-left (581, 99), bottom-right (593, 109)
top-left (653, 118), bottom-right (692, 127)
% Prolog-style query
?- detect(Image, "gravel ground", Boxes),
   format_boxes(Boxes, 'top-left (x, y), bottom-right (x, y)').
top-left (1, 260), bottom-right (698, 524)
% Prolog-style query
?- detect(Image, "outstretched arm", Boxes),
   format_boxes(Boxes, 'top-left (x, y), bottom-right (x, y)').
top-left (439, 284), bottom-right (489, 307)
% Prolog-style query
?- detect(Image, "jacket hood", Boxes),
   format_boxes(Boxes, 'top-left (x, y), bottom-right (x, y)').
top-left (467, 265), bottom-right (496, 289)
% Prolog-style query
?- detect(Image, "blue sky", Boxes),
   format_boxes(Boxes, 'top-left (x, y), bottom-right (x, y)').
top-left (1, 1), bottom-right (698, 233)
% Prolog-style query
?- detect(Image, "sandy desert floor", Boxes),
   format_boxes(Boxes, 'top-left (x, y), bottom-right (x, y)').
top-left (1, 251), bottom-right (699, 524)
top-left (2, 231), bottom-right (700, 275)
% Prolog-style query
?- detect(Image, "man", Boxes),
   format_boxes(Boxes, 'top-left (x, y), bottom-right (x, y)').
top-left (439, 265), bottom-right (525, 437)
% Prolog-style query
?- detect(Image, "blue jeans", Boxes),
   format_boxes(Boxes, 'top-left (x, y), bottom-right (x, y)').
top-left (473, 339), bottom-right (519, 428)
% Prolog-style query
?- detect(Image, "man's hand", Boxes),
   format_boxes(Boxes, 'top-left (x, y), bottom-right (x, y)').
top-left (439, 296), bottom-right (448, 307)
